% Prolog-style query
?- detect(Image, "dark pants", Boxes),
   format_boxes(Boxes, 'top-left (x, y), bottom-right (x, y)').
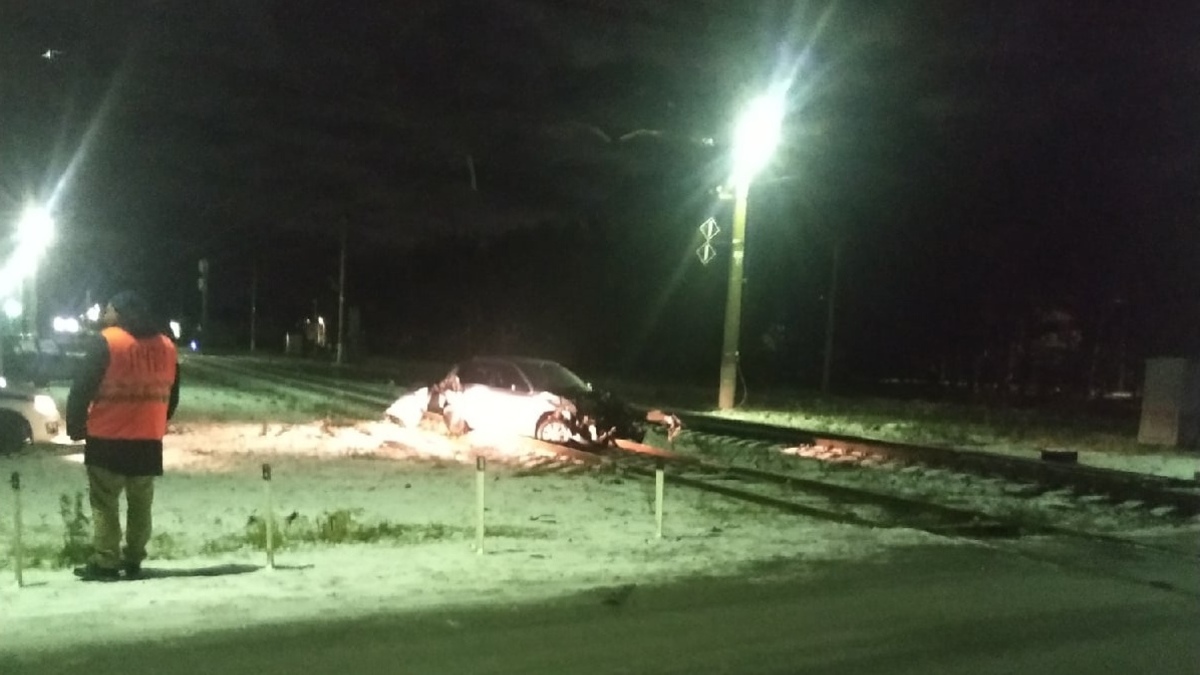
top-left (87, 464), bottom-right (155, 569)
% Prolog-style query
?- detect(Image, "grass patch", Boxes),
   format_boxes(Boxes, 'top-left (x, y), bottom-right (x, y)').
top-left (57, 491), bottom-right (91, 566)
top-left (2, 508), bottom-right (550, 572)
top-left (198, 509), bottom-right (550, 555)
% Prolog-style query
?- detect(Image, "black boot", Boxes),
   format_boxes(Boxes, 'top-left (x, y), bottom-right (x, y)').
top-left (74, 563), bottom-right (121, 582)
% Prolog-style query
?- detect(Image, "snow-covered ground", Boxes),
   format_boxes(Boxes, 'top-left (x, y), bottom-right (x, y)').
top-left (0, 421), bottom-right (941, 654)
top-left (3, 371), bottom-right (1196, 657)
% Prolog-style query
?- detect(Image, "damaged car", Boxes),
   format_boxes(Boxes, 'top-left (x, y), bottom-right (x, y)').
top-left (385, 356), bottom-right (679, 445)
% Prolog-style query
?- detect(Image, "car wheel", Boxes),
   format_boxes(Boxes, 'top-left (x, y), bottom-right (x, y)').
top-left (535, 415), bottom-right (574, 444)
top-left (625, 425), bottom-right (647, 444)
top-left (444, 410), bottom-right (468, 436)
top-left (0, 412), bottom-right (31, 455)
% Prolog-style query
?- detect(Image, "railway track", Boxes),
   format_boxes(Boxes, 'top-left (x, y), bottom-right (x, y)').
top-left (185, 354), bottom-right (400, 410)
top-left (606, 440), bottom-right (1195, 548)
top-left (652, 410), bottom-right (1200, 517)
top-left (606, 444), bottom-right (1200, 598)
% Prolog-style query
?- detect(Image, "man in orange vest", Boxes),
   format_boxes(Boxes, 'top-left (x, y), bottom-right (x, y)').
top-left (67, 290), bottom-right (180, 581)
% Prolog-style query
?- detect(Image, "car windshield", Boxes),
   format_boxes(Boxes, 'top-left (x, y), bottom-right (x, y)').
top-left (457, 361), bottom-right (525, 390)
top-left (520, 361), bottom-right (590, 392)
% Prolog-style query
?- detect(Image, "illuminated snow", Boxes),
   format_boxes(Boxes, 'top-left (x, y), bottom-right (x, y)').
top-left (0, 421), bottom-right (937, 653)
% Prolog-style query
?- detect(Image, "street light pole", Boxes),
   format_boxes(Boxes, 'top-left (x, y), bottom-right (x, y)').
top-left (716, 87), bottom-right (786, 410)
top-left (718, 180), bottom-right (750, 410)
top-left (24, 273), bottom-right (38, 341)
top-left (821, 239), bottom-right (841, 394)
top-left (198, 259), bottom-right (209, 350)
top-left (335, 227), bottom-right (346, 366)
top-left (250, 265), bottom-right (258, 353)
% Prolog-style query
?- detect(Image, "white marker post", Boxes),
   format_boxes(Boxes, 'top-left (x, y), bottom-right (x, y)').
top-left (262, 463), bottom-right (275, 569)
top-left (10, 472), bottom-right (24, 587)
top-left (475, 456), bottom-right (486, 554)
top-left (655, 459), bottom-right (665, 539)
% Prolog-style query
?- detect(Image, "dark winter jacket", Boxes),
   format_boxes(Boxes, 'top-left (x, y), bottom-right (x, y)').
top-left (66, 315), bottom-right (181, 477)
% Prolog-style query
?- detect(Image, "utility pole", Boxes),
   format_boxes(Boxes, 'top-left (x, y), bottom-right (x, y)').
top-left (718, 180), bottom-right (749, 410)
top-left (250, 265), bottom-right (258, 353)
top-left (821, 239), bottom-right (841, 394)
top-left (466, 154), bottom-right (478, 192)
top-left (1116, 296), bottom-right (1129, 392)
top-left (198, 258), bottom-right (210, 351)
top-left (335, 227), bottom-right (346, 365)
top-left (25, 272), bottom-right (38, 341)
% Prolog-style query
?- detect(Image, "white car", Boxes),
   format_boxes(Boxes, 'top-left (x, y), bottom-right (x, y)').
top-left (0, 377), bottom-right (63, 453)
top-left (386, 356), bottom-right (661, 445)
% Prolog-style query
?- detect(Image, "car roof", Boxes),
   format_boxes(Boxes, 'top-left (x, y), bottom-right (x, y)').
top-left (462, 356), bottom-right (565, 369)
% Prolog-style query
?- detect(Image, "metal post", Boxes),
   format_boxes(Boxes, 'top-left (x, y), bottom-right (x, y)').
top-left (198, 258), bottom-right (209, 350)
top-left (821, 239), bottom-right (841, 394)
top-left (718, 180), bottom-right (750, 410)
top-left (25, 272), bottom-right (38, 341)
top-left (475, 456), bottom-right (486, 554)
top-left (654, 460), bottom-right (665, 539)
top-left (11, 472), bottom-right (24, 587)
top-left (262, 463), bottom-right (275, 569)
top-left (250, 265), bottom-right (258, 353)
top-left (336, 228), bottom-right (346, 366)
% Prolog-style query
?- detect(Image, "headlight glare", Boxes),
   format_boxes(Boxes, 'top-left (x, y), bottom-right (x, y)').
top-left (34, 394), bottom-right (59, 418)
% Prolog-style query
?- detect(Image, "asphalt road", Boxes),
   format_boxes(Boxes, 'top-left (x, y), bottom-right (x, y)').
top-left (8, 543), bottom-right (1198, 675)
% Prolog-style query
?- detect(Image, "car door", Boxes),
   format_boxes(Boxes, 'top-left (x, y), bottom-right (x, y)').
top-left (452, 361), bottom-right (540, 435)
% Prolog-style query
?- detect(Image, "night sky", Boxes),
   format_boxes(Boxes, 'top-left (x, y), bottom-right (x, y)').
top-left (1, 1), bottom-right (1197, 389)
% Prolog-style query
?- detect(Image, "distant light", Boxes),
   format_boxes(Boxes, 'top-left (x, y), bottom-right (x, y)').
top-left (53, 316), bottom-right (81, 333)
top-left (169, 320), bottom-right (181, 339)
top-left (189, 340), bottom-right (198, 351)
top-left (317, 316), bottom-right (326, 326)
top-left (85, 304), bottom-right (101, 322)
top-left (3, 298), bottom-right (22, 319)
top-left (732, 88), bottom-right (787, 186)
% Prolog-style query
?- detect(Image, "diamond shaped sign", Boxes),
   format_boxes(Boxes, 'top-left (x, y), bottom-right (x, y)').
top-left (698, 217), bottom-right (719, 241)
top-left (696, 242), bottom-right (717, 265)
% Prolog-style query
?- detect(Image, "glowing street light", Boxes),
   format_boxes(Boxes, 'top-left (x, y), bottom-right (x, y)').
top-left (731, 92), bottom-right (787, 187)
top-left (0, 202), bottom-right (55, 376)
top-left (3, 204), bottom-right (55, 309)
top-left (718, 89), bottom-right (787, 410)
top-left (17, 203), bottom-right (55, 252)
top-left (17, 203), bottom-right (54, 338)
top-left (2, 204), bottom-right (54, 295)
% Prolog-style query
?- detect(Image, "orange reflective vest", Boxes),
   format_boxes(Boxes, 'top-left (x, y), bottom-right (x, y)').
top-left (87, 327), bottom-right (178, 440)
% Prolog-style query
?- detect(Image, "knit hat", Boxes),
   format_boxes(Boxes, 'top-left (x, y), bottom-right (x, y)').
top-left (108, 290), bottom-right (150, 321)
